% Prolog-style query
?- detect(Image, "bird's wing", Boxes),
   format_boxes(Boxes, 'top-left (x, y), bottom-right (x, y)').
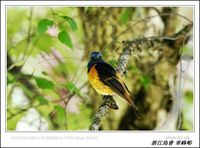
top-left (95, 62), bottom-right (127, 98)
top-left (95, 62), bottom-right (142, 118)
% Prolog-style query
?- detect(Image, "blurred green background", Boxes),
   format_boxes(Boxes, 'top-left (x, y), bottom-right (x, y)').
top-left (6, 7), bottom-right (193, 130)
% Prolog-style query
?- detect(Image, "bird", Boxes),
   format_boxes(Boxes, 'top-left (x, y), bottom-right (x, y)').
top-left (87, 51), bottom-right (141, 118)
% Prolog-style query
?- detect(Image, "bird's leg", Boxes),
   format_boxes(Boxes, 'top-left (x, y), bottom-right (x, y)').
top-left (102, 95), bottom-right (119, 110)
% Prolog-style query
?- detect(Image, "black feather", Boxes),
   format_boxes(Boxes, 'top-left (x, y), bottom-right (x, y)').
top-left (95, 62), bottom-right (126, 98)
top-left (95, 62), bottom-right (142, 118)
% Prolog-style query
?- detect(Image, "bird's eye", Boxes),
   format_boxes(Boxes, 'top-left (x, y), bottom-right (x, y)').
top-left (90, 52), bottom-right (102, 59)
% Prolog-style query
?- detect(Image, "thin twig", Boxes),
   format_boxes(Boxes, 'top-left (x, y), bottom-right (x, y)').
top-left (22, 7), bottom-right (33, 61)
top-left (64, 103), bottom-right (68, 130)
top-left (8, 33), bottom-right (35, 51)
top-left (102, 12), bottom-right (192, 51)
top-left (7, 104), bottom-right (42, 120)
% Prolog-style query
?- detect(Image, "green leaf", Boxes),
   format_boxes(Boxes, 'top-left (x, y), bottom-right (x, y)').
top-left (108, 59), bottom-right (117, 67)
top-left (41, 71), bottom-right (49, 76)
top-left (181, 45), bottom-right (193, 56)
top-left (7, 9), bottom-right (27, 38)
top-left (54, 105), bottom-right (66, 124)
top-left (35, 34), bottom-right (53, 52)
top-left (34, 77), bottom-right (55, 89)
top-left (139, 74), bottom-right (152, 88)
top-left (37, 19), bottom-right (54, 33)
top-left (65, 82), bottom-right (81, 96)
top-left (181, 90), bottom-right (193, 130)
top-left (65, 82), bottom-right (76, 92)
top-left (36, 96), bottom-right (49, 105)
top-left (61, 16), bottom-right (77, 31)
top-left (58, 31), bottom-right (73, 49)
top-left (7, 72), bottom-right (15, 84)
top-left (185, 91), bottom-right (193, 104)
top-left (119, 8), bottom-right (133, 24)
top-left (7, 111), bottom-right (24, 130)
top-left (127, 65), bottom-right (141, 74)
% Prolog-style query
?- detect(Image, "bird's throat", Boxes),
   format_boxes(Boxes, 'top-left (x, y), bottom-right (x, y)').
top-left (87, 59), bottom-right (104, 72)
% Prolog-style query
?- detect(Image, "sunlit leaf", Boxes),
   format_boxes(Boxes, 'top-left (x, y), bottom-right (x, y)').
top-left (34, 77), bottom-right (55, 89)
top-left (139, 74), bottom-right (152, 88)
top-left (8, 40), bottom-right (27, 57)
top-left (42, 71), bottom-right (49, 76)
top-left (119, 8), bottom-right (133, 24)
top-left (108, 59), bottom-right (118, 67)
top-left (36, 96), bottom-right (49, 105)
top-left (65, 82), bottom-right (76, 92)
top-left (65, 82), bottom-right (81, 96)
top-left (61, 16), bottom-right (77, 31)
top-left (7, 72), bottom-right (15, 84)
top-left (35, 34), bottom-right (53, 52)
top-left (65, 81), bottom-right (76, 92)
top-left (181, 45), bottom-right (193, 55)
top-left (181, 90), bottom-right (193, 130)
top-left (7, 9), bottom-right (27, 38)
top-left (37, 19), bottom-right (54, 33)
top-left (127, 65), bottom-right (141, 74)
top-left (54, 105), bottom-right (66, 124)
top-left (58, 31), bottom-right (73, 49)
top-left (7, 111), bottom-right (24, 130)
top-left (185, 91), bottom-right (193, 104)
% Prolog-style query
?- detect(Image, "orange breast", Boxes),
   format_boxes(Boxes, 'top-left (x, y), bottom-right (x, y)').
top-left (88, 64), bottom-right (114, 95)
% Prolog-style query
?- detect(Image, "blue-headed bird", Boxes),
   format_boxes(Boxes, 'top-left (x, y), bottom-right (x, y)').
top-left (87, 51), bottom-right (141, 118)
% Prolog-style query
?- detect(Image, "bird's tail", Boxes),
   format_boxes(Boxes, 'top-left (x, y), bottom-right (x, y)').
top-left (124, 93), bottom-right (142, 119)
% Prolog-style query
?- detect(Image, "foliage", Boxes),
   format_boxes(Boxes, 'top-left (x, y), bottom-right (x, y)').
top-left (37, 19), bottom-right (54, 33)
top-left (58, 31), bottom-right (73, 49)
top-left (60, 15), bottom-right (78, 31)
top-left (34, 77), bottom-right (55, 89)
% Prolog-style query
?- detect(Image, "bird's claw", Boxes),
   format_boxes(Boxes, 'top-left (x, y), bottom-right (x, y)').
top-left (103, 95), bottom-right (119, 110)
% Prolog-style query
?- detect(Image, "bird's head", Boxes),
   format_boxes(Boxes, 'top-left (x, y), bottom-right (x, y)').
top-left (90, 51), bottom-right (103, 60)
top-left (87, 51), bottom-right (104, 70)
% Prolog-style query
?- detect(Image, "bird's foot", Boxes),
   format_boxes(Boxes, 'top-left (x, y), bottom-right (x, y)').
top-left (103, 95), bottom-right (119, 110)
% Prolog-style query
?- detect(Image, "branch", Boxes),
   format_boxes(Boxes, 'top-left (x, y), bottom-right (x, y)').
top-left (90, 23), bottom-right (193, 130)
top-left (7, 104), bottom-right (42, 120)
top-left (90, 96), bottom-right (118, 130)
top-left (102, 13), bottom-right (192, 51)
